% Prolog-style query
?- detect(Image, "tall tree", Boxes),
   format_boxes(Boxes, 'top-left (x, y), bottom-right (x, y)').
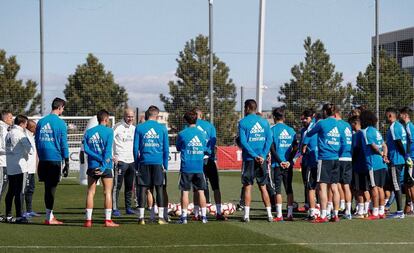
top-left (0, 49), bottom-right (41, 115)
top-left (353, 51), bottom-right (414, 130)
top-left (160, 35), bottom-right (237, 145)
top-left (278, 37), bottom-right (353, 129)
top-left (64, 54), bottom-right (128, 118)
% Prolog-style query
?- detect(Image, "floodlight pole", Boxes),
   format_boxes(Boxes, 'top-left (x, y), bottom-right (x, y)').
top-left (256, 0), bottom-right (266, 113)
top-left (39, 0), bottom-right (45, 115)
top-left (375, 0), bottom-right (380, 128)
top-left (209, 0), bottom-right (214, 124)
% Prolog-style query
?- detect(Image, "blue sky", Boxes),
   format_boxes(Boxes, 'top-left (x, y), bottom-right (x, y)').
top-left (1, 0), bottom-right (413, 112)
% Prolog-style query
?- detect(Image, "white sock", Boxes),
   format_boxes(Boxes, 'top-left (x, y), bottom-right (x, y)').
top-left (46, 209), bottom-right (54, 221)
top-left (216, 204), bottom-right (222, 215)
top-left (309, 208), bottom-right (315, 217)
top-left (194, 205), bottom-right (200, 217)
top-left (327, 202), bottom-right (333, 215)
top-left (411, 202), bottom-right (414, 212)
top-left (244, 206), bottom-right (250, 219)
top-left (379, 205), bottom-right (385, 215)
top-left (384, 198), bottom-right (389, 206)
top-left (266, 206), bottom-right (272, 218)
top-left (364, 202), bottom-right (370, 214)
top-left (345, 202), bottom-right (352, 215)
top-left (139, 208), bottom-right (145, 219)
top-left (287, 206), bottom-right (293, 217)
top-left (321, 209), bottom-right (327, 219)
top-left (85, 208), bottom-right (93, 221)
top-left (358, 203), bottom-right (364, 215)
top-left (182, 209), bottom-right (188, 218)
top-left (158, 207), bottom-right (164, 219)
top-left (340, 200), bottom-right (345, 210)
top-left (149, 207), bottom-right (155, 220)
top-left (373, 207), bottom-right (379, 216)
top-left (276, 204), bottom-right (283, 218)
top-left (105, 209), bottom-right (112, 220)
top-left (333, 209), bottom-right (339, 217)
top-left (201, 207), bottom-right (207, 217)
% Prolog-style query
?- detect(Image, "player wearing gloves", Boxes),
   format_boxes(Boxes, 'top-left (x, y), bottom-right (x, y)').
top-left (35, 98), bottom-right (69, 225)
top-left (133, 106), bottom-right (169, 225)
top-left (83, 110), bottom-right (118, 227)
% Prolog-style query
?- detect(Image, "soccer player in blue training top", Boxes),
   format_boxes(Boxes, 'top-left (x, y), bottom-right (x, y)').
top-left (177, 110), bottom-right (209, 224)
top-left (35, 97), bottom-right (69, 225)
top-left (399, 107), bottom-right (414, 214)
top-left (300, 109), bottom-right (320, 220)
top-left (349, 115), bottom-right (370, 219)
top-left (83, 109), bottom-right (118, 228)
top-left (306, 103), bottom-right (342, 223)
top-left (360, 110), bottom-right (388, 220)
top-left (238, 99), bottom-right (273, 222)
top-left (335, 109), bottom-right (353, 219)
top-left (191, 108), bottom-right (227, 221)
top-left (385, 107), bottom-right (408, 219)
top-left (270, 107), bottom-right (298, 222)
top-left (133, 105), bottom-right (169, 225)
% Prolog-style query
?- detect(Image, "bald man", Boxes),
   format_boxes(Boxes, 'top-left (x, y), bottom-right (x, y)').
top-left (112, 108), bottom-right (136, 216)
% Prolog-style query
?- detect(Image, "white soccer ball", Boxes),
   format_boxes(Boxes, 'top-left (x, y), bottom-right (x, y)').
top-left (227, 203), bottom-right (236, 215)
top-left (187, 203), bottom-right (194, 215)
top-left (174, 203), bottom-right (182, 216)
top-left (208, 204), bottom-right (217, 216)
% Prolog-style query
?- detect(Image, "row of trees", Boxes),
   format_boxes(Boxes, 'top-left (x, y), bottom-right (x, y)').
top-left (0, 35), bottom-right (412, 144)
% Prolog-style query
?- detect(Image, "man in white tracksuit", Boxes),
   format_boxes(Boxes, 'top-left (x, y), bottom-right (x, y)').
top-left (0, 111), bottom-right (13, 221)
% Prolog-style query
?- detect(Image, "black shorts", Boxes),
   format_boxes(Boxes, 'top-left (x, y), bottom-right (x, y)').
top-left (387, 164), bottom-right (403, 191)
top-left (317, 160), bottom-right (339, 184)
top-left (163, 170), bottom-right (168, 187)
top-left (241, 160), bottom-right (270, 186)
top-left (179, 172), bottom-right (207, 191)
top-left (137, 164), bottom-right (165, 187)
top-left (266, 165), bottom-right (276, 196)
top-left (204, 159), bottom-right (220, 191)
top-left (37, 161), bottom-right (62, 184)
top-left (87, 168), bottom-right (113, 180)
top-left (353, 171), bottom-right (370, 191)
top-left (339, 160), bottom-right (352, 185)
top-left (306, 166), bottom-right (318, 190)
top-left (273, 166), bottom-right (293, 195)
top-left (404, 165), bottom-right (414, 187)
top-left (369, 169), bottom-right (387, 188)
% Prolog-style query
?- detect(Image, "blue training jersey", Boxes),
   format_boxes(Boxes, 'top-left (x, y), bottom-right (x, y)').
top-left (176, 127), bottom-right (207, 173)
top-left (301, 120), bottom-right (318, 168)
top-left (196, 119), bottom-right (216, 160)
top-left (271, 123), bottom-right (296, 167)
top-left (35, 114), bottom-right (69, 161)
top-left (306, 117), bottom-right (341, 160)
top-left (361, 126), bottom-right (387, 171)
top-left (338, 120), bottom-right (352, 159)
top-left (238, 113), bottom-right (272, 161)
top-left (133, 120), bottom-right (169, 170)
top-left (83, 124), bottom-right (114, 172)
top-left (405, 121), bottom-right (414, 159)
top-left (352, 130), bottom-right (367, 173)
top-left (386, 121), bottom-right (407, 165)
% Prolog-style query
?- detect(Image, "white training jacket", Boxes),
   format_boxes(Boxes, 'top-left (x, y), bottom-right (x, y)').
top-left (26, 130), bottom-right (37, 174)
top-left (5, 125), bottom-right (33, 175)
top-left (113, 120), bottom-right (135, 163)
top-left (0, 120), bottom-right (9, 167)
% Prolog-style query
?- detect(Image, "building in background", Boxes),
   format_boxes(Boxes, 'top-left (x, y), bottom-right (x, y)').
top-left (372, 26), bottom-right (414, 85)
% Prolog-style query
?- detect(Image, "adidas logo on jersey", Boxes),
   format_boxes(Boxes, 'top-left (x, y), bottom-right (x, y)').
top-left (197, 126), bottom-right (207, 135)
top-left (144, 128), bottom-right (159, 139)
top-left (279, 129), bottom-right (291, 140)
top-left (188, 136), bottom-right (203, 147)
top-left (376, 131), bottom-right (382, 141)
top-left (345, 127), bottom-right (352, 137)
top-left (89, 133), bottom-right (102, 153)
top-left (40, 123), bottom-right (53, 134)
top-left (327, 127), bottom-right (340, 137)
top-left (250, 122), bottom-right (264, 134)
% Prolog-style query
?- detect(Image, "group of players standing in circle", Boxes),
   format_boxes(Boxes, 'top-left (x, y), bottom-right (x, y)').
top-left (1, 97), bottom-right (413, 226)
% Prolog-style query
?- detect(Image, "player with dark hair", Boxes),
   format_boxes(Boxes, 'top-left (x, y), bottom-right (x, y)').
top-left (83, 109), bottom-right (118, 227)
top-left (133, 105), bottom-right (169, 225)
top-left (35, 97), bottom-right (69, 225)
top-left (238, 99), bottom-right (273, 222)
top-left (385, 107), bottom-right (407, 219)
top-left (270, 107), bottom-right (298, 221)
top-left (306, 103), bottom-right (342, 223)
top-left (360, 110), bottom-right (388, 219)
top-left (4, 115), bottom-right (31, 223)
top-left (0, 111), bottom-right (13, 222)
top-left (177, 110), bottom-right (208, 224)
top-left (399, 106), bottom-right (414, 214)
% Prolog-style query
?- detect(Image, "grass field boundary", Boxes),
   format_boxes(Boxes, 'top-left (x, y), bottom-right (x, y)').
top-left (2, 242), bottom-right (414, 249)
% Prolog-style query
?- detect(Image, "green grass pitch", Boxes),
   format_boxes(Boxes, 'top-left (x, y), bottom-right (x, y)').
top-left (0, 171), bottom-right (414, 253)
